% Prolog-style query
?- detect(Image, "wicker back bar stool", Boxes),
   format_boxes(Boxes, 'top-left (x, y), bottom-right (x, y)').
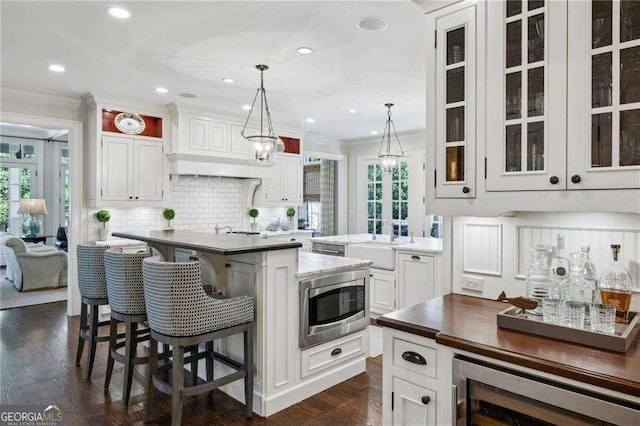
top-left (142, 257), bottom-right (254, 426)
top-left (75, 243), bottom-right (113, 379)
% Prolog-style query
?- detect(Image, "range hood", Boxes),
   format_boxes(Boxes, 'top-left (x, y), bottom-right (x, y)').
top-left (166, 153), bottom-right (272, 179)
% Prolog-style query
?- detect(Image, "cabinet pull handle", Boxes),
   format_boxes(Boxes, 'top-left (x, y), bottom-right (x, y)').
top-left (225, 263), bottom-right (231, 268)
top-left (421, 396), bottom-right (431, 405)
top-left (411, 255), bottom-right (421, 261)
top-left (462, 186), bottom-right (470, 194)
top-left (549, 176), bottom-right (559, 184)
top-left (401, 351), bottom-right (426, 365)
top-left (331, 348), bottom-right (342, 356)
top-left (290, 238), bottom-right (296, 241)
top-left (571, 174), bottom-right (581, 184)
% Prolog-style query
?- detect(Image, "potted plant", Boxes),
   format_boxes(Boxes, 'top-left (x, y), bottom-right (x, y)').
top-left (248, 208), bottom-right (259, 232)
top-left (286, 207), bottom-right (296, 228)
top-left (163, 208), bottom-right (176, 230)
top-left (96, 209), bottom-right (111, 241)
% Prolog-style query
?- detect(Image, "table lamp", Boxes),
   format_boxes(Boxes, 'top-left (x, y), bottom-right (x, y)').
top-left (17, 198), bottom-right (48, 237)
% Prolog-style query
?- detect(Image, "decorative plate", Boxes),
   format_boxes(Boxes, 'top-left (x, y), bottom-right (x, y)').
top-left (114, 112), bottom-right (146, 135)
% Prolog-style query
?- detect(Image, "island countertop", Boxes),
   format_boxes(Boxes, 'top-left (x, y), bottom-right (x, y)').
top-left (378, 293), bottom-right (640, 398)
top-left (296, 252), bottom-right (372, 279)
top-left (111, 230), bottom-right (301, 255)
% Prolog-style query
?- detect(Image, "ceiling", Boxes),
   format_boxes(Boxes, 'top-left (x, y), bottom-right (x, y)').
top-left (0, 1), bottom-right (428, 141)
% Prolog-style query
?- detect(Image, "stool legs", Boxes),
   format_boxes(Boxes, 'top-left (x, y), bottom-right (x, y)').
top-left (123, 320), bottom-right (137, 407)
top-left (104, 318), bottom-right (118, 390)
top-left (171, 345), bottom-right (184, 426)
top-left (145, 338), bottom-right (158, 423)
top-left (86, 304), bottom-right (99, 379)
top-left (244, 325), bottom-right (253, 418)
top-left (75, 302), bottom-right (87, 366)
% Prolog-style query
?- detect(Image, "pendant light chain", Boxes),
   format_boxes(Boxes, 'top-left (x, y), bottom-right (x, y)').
top-left (377, 103), bottom-right (404, 172)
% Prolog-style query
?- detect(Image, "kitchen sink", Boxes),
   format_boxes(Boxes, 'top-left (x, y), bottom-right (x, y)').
top-left (348, 242), bottom-right (397, 270)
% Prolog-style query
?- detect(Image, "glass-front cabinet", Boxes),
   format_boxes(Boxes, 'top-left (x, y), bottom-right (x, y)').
top-left (486, 0), bottom-right (568, 191)
top-left (435, 3), bottom-right (476, 198)
top-left (567, 0), bottom-right (640, 189)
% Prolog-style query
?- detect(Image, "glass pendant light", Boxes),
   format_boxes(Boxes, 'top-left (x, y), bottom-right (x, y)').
top-left (241, 65), bottom-right (281, 164)
top-left (377, 103), bottom-right (404, 172)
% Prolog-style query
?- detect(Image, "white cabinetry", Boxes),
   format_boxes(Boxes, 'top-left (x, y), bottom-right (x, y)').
top-left (370, 268), bottom-right (397, 314)
top-left (260, 154), bottom-right (303, 205)
top-left (188, 117), bottom-right (228, 154)
top-left (383, 328), bottom-right (453, 426)
top-left (397, 253), bottom-right (435, 308)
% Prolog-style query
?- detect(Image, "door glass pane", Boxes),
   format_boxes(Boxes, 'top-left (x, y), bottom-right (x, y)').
top-left (506, 21), bottom-right (522, 68)
top-left (620, 109), bottom-right (640, 166)
top-left (528, 0), bottom-right (544, 11)
top-left (446, 146), bottom-right (465, 181)
top-left (506, 0), bottom-right (522, 18)
top-left (447, 68), bottom-right (465, 104)
top-left (593, 0), bottom-right (613, 48)
top-left (592, 52), bottom-right (612, 107)
top-left (447, 27), bottom-right (465, 65)
top-left (528, 67), bottom-right (545, 117)
top-left (591, 113), bottom-right (613, 167)
top-left (506, 125), bottom-right (522, 172)
top-left (447, 107), bottom-right (465, 142)
top-left (506, 72), bottom-right (522, 120)
top-left (527, 122), bottom-right (545, 171)
top-left (621, 0), bottom-right (640, 43)
top-left (620, 46), bottom-right (640, 104)
top-left (0, 167), bottom-right (33, 233)
top-left (528, 14), bottom-right (545, 64)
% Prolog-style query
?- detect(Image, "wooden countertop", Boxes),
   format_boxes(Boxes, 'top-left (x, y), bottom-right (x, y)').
top-left (378, 293), bottom-right (640, 397)
top-left (112, 230), bottom-right (301, 255)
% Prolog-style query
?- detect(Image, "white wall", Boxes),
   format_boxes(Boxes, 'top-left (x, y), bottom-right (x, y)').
top-left (452, 212), bottom-right (640, 299)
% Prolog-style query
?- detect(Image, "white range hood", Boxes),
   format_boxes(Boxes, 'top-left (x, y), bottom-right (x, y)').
top-left (166, 153), bottom-right (273, 179)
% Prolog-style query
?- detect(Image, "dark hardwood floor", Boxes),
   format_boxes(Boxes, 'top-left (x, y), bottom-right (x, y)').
top-left (0, 302), bottom-right (383, 425)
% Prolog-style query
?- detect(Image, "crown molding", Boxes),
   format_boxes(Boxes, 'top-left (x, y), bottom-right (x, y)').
top-left (1, 86), bottom-right (85, 110)
top-left (83, 92), bottom-right (170, 116)
top-left (340, 128), bottom-right (426, 146)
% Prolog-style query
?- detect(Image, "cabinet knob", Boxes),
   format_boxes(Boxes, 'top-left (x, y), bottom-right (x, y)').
top-left (129, 196), bottom-right (133, 199)
top-left (549, 176), bottom-right (559, 185)
top-left (331, 348), bottom-right (342, 356)
top-left (571, 174), bottom-right (581, 184)
top-left (290, 238), bottom-right (296, 241)
top-left (225, 263), bottom-right (231, 268)
top-left (135, 196), bottom-right (139, 200)
top-left (462, 186), bottom-right (470, 194)
top-left (421, 396), bottom-right (431, 405)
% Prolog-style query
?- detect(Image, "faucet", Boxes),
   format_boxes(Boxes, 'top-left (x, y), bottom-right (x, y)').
top-left (215, 224), bottom-right (232, 234)
top-left (384, 219), bottom-right (397, 242)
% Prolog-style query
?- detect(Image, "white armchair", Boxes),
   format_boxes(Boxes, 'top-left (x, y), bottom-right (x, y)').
top-left (0, 234), bottom-right (67, 291)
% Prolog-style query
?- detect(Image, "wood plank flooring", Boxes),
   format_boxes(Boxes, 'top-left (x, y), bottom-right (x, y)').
top-left (0, 302), bottom-right (383, 425)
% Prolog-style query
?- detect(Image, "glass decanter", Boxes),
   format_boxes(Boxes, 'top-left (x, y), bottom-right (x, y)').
top-left (599, 244), bottom-right (633, 324)
top-left (581, 245), bottom-right (601, 304)
top-left (561, 253), bottom-right (594, 325)
top-left (525, 245), bottom-right (551, 315)
top-left (550, 234), bottom-right (570, 288)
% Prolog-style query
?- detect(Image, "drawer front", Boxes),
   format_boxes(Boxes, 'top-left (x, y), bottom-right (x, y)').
top-left (393, 337), bottom-right (437, 378)
top-left (301, 331), bottom-right (366, 378)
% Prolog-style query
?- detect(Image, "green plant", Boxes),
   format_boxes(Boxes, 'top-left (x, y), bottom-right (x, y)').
top-left (286, 207), bottom-right (296, 218)
top-left (162, 208), bottom-right (176, 221)
top-left (96, 210), bottom-right (111, 229)
top-left (249, 208), bottom-right (259, 223)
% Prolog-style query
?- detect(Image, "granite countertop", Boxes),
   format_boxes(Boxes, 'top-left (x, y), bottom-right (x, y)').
top-left (378, 293), bottom-right (640, 398)
top-left (111, 230), bottom-right (301, 255)
top-left (95, 238), bottom-right (147, 247)
top-left (310, 233), bottom-right (443, 253)
top-left (261, 229), bottom-right (314, 237)
top-left (296, 252), bottom-right (372, 279)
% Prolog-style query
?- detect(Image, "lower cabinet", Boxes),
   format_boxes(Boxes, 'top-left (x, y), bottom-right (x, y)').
top-left (392, 378), bottom-right (437, 425)
top-left (397, 253), bottom-right (435, 308)
top-left (370, 268), bottom-right (397, 314)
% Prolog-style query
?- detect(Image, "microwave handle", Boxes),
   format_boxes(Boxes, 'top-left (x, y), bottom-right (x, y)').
top-left (309, 280), bottom-right (362, 298)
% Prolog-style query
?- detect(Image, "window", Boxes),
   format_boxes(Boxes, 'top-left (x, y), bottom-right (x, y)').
top-left (392, 162), bottom-right (409, 236)
top-left (0, 166), bottom-right (36, 233)
top-left (367, 164), bottom-right (383, 234)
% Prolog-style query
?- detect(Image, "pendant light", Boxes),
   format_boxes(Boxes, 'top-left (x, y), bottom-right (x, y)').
top-left (241, 65), bottom-right (282, 164)
top-left (377, 103), bottom-right (404, 172)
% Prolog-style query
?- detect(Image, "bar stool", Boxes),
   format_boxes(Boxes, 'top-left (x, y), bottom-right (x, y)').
top-left (103, 248), bottom-right (153, 406)
top-left (75, 243), bottom-right (113, 379)
top-left (142, 257), bottom-right (254, 426)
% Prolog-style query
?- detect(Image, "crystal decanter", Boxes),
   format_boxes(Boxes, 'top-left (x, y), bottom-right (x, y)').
top-left (599, 245), bottom-right (633, 324)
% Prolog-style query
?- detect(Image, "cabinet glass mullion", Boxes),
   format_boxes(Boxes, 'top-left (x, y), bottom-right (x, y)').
top-left (445, 25), bottom-right (466, 182)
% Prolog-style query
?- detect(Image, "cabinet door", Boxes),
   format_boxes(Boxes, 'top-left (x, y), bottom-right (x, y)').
top-left (189, 118), bottom-right (228, 153)
top-left (370, 270), bottom-right (396, 314)
top-left (398, 254), bottom-right (434, 309)
top-left (567, 0), bottom-right (640, 189)
top-left (282, 155), bottom-right (303, 203)
top-left (134, 140), bottom-right (163, 201)
top-left (101, 135), bottom-right (134, 201)
top-left (435, 4), bottom-right (476, 198)
top-left (264, 157), bottom-right (284, 202)
top-left (392, 377), bottom-right (437, 426)
top-left (486, 0), bottom-right (568, 191)
top-left (229, 124), bottom-right (252, 157)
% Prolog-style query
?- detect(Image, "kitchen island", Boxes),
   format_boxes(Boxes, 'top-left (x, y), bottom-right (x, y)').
top-left (378, 293), bottom-right (640, 424)
top-left (111, 230), bottom-right (371, 417)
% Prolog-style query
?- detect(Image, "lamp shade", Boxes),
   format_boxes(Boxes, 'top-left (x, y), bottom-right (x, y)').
top-left (17, 198), bottom-right (48, 215)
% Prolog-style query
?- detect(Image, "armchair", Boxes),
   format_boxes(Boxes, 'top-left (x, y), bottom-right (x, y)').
top-left (0, 235), bottom-right (67, 291)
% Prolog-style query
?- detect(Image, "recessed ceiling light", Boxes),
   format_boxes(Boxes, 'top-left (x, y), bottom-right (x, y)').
top-left (178, 93), bottom-right (197, 99)
top-left (348, 109), bottom-right (357, 113)
top-left (108, 7), bottom-right (130, 19)
top-left (306, 118), bottom-right (316, 123)
top-left (370, 130), bottom-right (379, 135)
top-left (297, 47), bottom-right (313, 55)
top-left (242, 105), bottom-right (252, 110)
top-left (155, 87), bottom-right (168, 94)
top-left (357, 17), bottom-right (388, 32)
top-left (48, 64), bottom-right (65, 73)
top-left (222, 78), bottom-right (234, 83)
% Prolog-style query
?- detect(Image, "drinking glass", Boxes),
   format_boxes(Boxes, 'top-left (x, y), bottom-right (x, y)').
top-left (562, 302), bottom-right (585, 329)
top-left (590, 304), bottom-right (616, 334)
top-left (542, 298), bottom-right (561, 324)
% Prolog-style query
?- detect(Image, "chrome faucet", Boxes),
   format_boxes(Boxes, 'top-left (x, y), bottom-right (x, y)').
top-left (214, 224), bottom-right (232, 234)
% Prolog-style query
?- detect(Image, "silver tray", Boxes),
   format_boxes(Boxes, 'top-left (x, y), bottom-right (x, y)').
top-left (497, 307), bottom-right (640, 353)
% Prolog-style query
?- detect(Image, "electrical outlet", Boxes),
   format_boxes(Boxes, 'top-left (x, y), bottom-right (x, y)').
top-left (462, 275), bottom-right (484, 292)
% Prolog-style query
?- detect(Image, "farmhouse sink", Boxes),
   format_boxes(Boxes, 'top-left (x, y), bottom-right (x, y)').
top-left (348, 242), bottom-right (397, 271)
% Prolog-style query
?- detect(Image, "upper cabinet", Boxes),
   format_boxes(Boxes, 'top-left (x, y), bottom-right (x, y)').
top-left (424, 0), bottom-right (640, 215)
top-left (255, 140), bottom-right (304, 206)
